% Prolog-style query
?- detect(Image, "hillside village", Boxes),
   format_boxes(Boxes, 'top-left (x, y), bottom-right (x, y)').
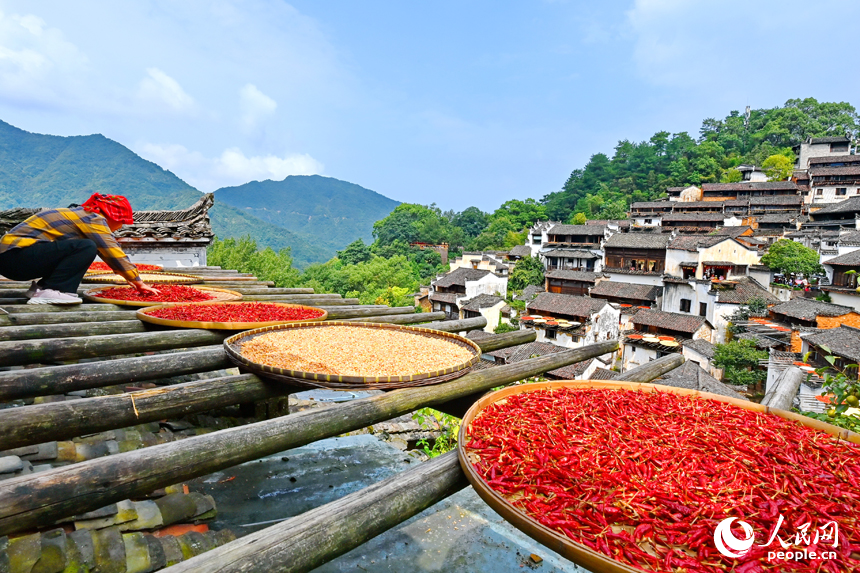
top-left (423, 135), bottom-right (860, 408)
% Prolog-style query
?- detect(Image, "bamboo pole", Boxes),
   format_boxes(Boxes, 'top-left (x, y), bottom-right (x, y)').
top-left (161, 351), bottom-right (687, 573)
top-left (0, 331), bottom-right (529, 449)
top-left (0, 330), bottom-right (230, 367)
top-left (0, 346), bottom-right (228, 401)
top-left (761, 366), bottom-right (803, 411)
top-left (0, 320), bottom-right (149, 341)
top-left (0, 341), bottom-right (619, 535)
top-left (615, 353), bottom-right (686, 382)
top-left (163, 451), bottom-right (467, 573)
top-left (418, 317), bottom-right (489, 333)
top-left (341, 311), bottom-right (446, 325)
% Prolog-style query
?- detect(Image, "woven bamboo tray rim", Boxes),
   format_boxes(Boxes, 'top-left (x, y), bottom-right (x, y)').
top-left (223, 321), bottom-right (481, 389)
top-left (458, 380), bottom-right (860, 573)
top-left (136, 301), bottom-right (327, 330)
top-left (85, 265), bottom-right (163, 275)
top-left (82, 285), bottom-right (243, 307)
top-left (82, 271), bottom-right (203, 285)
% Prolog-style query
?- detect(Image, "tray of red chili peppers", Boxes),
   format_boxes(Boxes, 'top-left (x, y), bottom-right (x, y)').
top-left (459, 380), bottom-right (860, 573)
top-left (136, 301), bottom-right (328, 330)
top-left (86, 261), bottom-right (163, 274)
top-left (82, 285), bottom-right (242, 307)
top-left (82, 271), bottom-right (203, 285)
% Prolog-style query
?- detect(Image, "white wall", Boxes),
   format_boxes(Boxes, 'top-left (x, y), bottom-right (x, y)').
top-left (603, 271), bottom-right (664, 286)
top-left (828, 290), bottom-right (860, 312)
top-left (465, 274), bottom-right (508, 299)
top-left (122, 245), bottom-right (207, 268)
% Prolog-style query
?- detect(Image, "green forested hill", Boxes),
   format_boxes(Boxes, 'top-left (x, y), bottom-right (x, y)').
top-left (214, 175), bottom-right (400, 252)
top-left (0, 120), bottom-right (330, 267)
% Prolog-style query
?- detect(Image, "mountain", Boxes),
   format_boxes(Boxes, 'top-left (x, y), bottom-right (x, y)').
top-left (0, 120), bottom-right (330, 267)
top-left (214, 175), bottom-right (400, 252)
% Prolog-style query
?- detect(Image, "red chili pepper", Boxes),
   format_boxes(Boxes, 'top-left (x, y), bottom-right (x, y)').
top-left (89, 262), bottom-right (162, 272)
top-left (465, 387), bottom-right (860, 572)
top-left (147, 302), bottom-right (324, 323)
top-left (96, 285), bottom-right (216, 303)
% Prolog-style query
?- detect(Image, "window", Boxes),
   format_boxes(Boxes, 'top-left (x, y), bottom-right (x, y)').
top-left (837, 188), bottom-right (847, 196)
top-left (545, 329), bottom-right (556, 340)
top-left (532, 235), bottom-right (541, 244)
top-left (733, 264), bottom-right (748, 275)
top-left (816, 189), bottom-right (823, 196)
top-left (680, 299), bottom-right (692, 313)
top-left (699, 302), bottom-right (707, 316)
top-left (831, 142), bottom-right (849, 153)
top-left (645, 218), bottom-right (652, 225)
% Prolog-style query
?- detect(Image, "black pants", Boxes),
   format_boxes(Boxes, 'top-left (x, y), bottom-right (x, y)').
top-left (0, 239), bottom-right (97, 293)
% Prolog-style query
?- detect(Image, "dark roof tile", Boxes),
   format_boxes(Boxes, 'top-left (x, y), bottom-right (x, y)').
top-left (604, 232), bottom-right (672, 250)
top-left (770, 298), bottom-right (854, 321)
top-left (546, 224), bottom-right (606, 236)
top-left (590, 281), bottom-right (662, 302)
top-left (631, 309), bottom-right (707, 334)
top-left (544, 270), bottom-right (603, 282)
top-left (433, 267), bottom-right (493, 288)
top-left (460, 294), bottom-right (505, 312)
top-left (701, 182), bottom-right (798, 191)
top-left (527, 293), bottom-right (610, 318)
top-left (713, 277), bottom-right (779, 304)
top-left (803, 326), bottom-right (860, 362)
top-left (668, 235), bottom-right (729, 251)
top-left (823, 249), bottom-right (860, 266)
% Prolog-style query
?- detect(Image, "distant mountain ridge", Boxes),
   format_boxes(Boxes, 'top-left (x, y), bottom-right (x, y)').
top-left (0, 120), bottom-right (397, 267)
top-left (215, 175), bottom-right (400, 252)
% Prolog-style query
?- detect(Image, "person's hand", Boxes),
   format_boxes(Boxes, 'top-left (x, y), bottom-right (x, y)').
top-left (131, 280), bottom-right (160, 295)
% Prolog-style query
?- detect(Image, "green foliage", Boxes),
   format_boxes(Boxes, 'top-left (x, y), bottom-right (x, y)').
top-left (816, 291), bottom-right (833, 303)
top-left (761, 239), bottom-right (825, 277)
top-left (372, 203), bottom-right (463, 248)
top-left (336, 238), bottom-right (373, 266)
top-left (713, 339), bottom-right (767, 386)
top-left (492, 199), bottom-right (547, 231)
top-left (207, 236), bottom-right (302, 288)
top-left (451, 206), bottom-right (490, 238)
top-left (762, 154), bottom-right (794, 181)
top-left (720, 168), bottom-right (743, 183)
top-left (302, 255), bottom-right (419, 306)
top-left (412, 408), bottom-right (461, 458)
top-left (803, 411), bottom-right (860, 432)
top-left (725, 297), bottom-right (770, 337)
top-left (808, 347), bottom-right (860, 417)
top-left (542, 98), bottom-right (859, 221)
top-left (509, 256), bottom-right (545, 290)
top-left (571, 212), bottom-right (587, 225)
top-left (494, 322), bottom-right (518, 334)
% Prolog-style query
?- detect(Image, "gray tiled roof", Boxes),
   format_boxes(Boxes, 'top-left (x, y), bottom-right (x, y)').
top-left (807, 136), bottom-right (850, 144)
top-left (668, 234), bottom-right (730, 251)
top-left (541, 249), bottom-right (599, 259)
top-left (662, 213), bottom-right (726, 222)
top-left (770, 298), bottom-right (854, 320)
top-left (460, 294), bottom-right (505, 312)
top-left (803, 326), bottom-right (860, 363)
top-left (713, 277), bottom-right (779, 304)
top-left (657, 361), bottom-right (747, 400)
top-left (808, 155), bottom-right (860, 166)
top-left (603, 232), bottom-right (672, 250)
top-left (433, 267), bottom-right (492, 288)
top-left (749, 196), bottom-right (803, 206)
top-left (508, 245), bottom-right (532, 258)
top-left (809, 197), bottom-right (860, 216)
top-left (810, 166), bottom-right (860, 177)
top-left (428, 292), bottom-right (459, 304)
top-left (632, 309), bottom-right (707, 334)
top-left (756, 214), bottom-right (797, 224)
top-left (823, 249), bottom-right (860, 266)
top-left (701, 182), bottom-right (798, 191)
top-left (838, 231), bottom-right (860, 246)
top-left (544, 270), bottom-right (603, 282)
top-left (514, 284), bottom-right (545, 301)
top-left (546, 224), bottom-right (606, 236)
top-left (683, 338), bottom-right (716, 359)
top-left (631, 201), bottom-right (674, 209)
top-left (527, 293), bottom-right (610, 318)
top-left (590, 281), bottom-right (662, 302)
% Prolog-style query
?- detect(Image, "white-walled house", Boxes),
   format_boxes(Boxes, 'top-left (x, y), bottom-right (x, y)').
top-left (459, 294), bottom-right (508, 333)
top-left (523, 293), bottom-right (619, 360)
top-left (429, 267), bottom-right (508, 320)
top-left (525, 221), bottom-right (562, 257)
top-left (665, 235), bottom-right (762, 280)
top-left (448, 252), bottom-right (509, 276)
top-left (620, 309), bottom-right (713, 371)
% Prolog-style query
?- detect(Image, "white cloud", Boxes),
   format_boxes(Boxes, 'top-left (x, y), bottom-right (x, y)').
top-left (136, 141), bottom-right (323, 191)
top-left (239, 83), bottom-right (277, 131)
top-left (0, 10), bottom-right (89, 106)
top-left (136, 67), bottom-right (196, 114)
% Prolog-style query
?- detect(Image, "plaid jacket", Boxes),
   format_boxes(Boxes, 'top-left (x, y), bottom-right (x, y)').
top-left (0, 208), bottom-right (140, 282)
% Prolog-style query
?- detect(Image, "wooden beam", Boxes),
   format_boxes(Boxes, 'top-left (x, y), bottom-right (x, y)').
top-left (0, 331), bottom-right (538, 447)
top-left (0, 340), bottom-right (619, 535)
top-left (162, 451), bottom-right (466, 573)
top-left (421, 317), bottom-right (489, 333)
top-left (761, 366), bottom-right (803, 411)
top-left (1, 310), bottom-right (138, 326)
top-left (0, 346), bottom-right (228, 401)
top-left (0, 330), bottom-right (230, 367)
top-left (342, 311), bottom-right (447, 325)
top-left (615, 353), bottom-right (686, 382)
top-left (0, 320), bottom-right (149, 341)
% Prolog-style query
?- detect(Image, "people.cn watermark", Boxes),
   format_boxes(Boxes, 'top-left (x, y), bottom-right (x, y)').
top-left (714, 516), bottom-right (839, 562)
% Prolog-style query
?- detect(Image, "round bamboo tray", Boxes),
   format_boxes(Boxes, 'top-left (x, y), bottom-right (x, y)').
top-left (223, 321), bottom-right (482, 390)
top-left (137, 301), bottom-right (327, 330)
top-left (458, 380), bottom-right (860, 573)
top-left (82, 271), bottom-right (203, 285)
top-left (85, 263), bottom-right (163, 275)
top-left (82, 285), bottom-right (242, 307)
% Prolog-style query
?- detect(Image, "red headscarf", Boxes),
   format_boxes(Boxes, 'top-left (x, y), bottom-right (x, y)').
top-left (82, 193), bottom-right (134, 224)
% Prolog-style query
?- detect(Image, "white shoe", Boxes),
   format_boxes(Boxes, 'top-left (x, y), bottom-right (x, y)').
top-left (24, 281), bottom-right (38, 299)
top-left (27, 288), bottom-right (83, 305)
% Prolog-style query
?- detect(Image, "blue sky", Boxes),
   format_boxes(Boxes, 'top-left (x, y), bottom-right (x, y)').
top-left (0, 0), bottom-right (857, 212)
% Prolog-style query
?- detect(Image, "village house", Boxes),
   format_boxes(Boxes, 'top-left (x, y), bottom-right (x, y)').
top-left (524, 221), bottom-right (562, 257)
top-left (629, 200), bottom-right (673, 227)
top-left (543, 270), bottom-right (604, 296)
top-left (822, 248), bottom-right (860, 310)
top-left (660, 212), bottom-right (740, 230)
top-left (506, 245), bottom-right (533, 262)
top-left (448, 252), bottom-right (509, 276)
top-left (807, 159), bottom-right (860, 208)
top-left (681, 338), bottom-right (722, 380)
top-left (620, 309), bottom-right (712, 371)
top-left (767, 298), bottom-right (860, 352)
top-left (458, 293), bottom-right (510, 333)
top-left (429, 267), bottom-right (508, 320)
top-left (801, 325), bottom-right (860, 380)
top-left (801, 196), bottom-right (860, 231)
top-left (664, 234), bottom-right (762, 280)
top-left (601, 232), bottom-right (672, 286)
top-left (654, 360), bottom-right (745, 399)
top-left (589, 280), bottom-right (662, 308)
top-left (524, 293), bottom-right (620, 357)
top-left (539, 224), bottom-right (609, 272)
top-left (480, 341), bottom-right (610, 381)
top-left (661, 276), bottom-right (777, 343)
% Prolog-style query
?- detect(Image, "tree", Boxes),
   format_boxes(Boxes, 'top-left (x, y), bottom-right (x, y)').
top-left (492, 199), bottom-right (547, 231)
top-left (760, 239), bottom-right (824, 277)
top-left (570, 212), bottom-right (587, 225)
top-left (762, 154), bottom-right (794, 181)
top-left (336, 238), bottom-right (372, 266)
top-left (713, 340), bottom-right (767, 387)
top-left (451, 207), bottom-right (489, 238)
top-left (509, 256), bottom-right (545, 290)
top-left (726, 297), bottom-right (770, 337)
top-left (207, 236), bottom-right (301, 288)
top-left (720, 168), bottom-right (743, 183)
